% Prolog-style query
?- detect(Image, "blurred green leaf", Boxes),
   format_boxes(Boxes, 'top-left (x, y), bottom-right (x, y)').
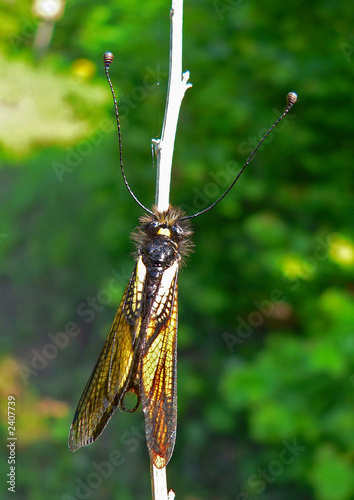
top-left (0, 54), bottom-right (108, 156)
top-left (308, 445), bottom-right (354, 500)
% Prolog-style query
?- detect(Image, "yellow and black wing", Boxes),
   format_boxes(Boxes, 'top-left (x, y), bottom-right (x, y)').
top-left (140, 261), bottom-right (179, 469)
top-left (68, 260), bottom-right (146, 451)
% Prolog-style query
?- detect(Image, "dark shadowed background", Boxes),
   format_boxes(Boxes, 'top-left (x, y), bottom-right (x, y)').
top-left (0, 0), bottom-right (353, 499)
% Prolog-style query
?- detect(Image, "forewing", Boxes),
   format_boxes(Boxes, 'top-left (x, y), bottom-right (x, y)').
top-left (68, 260), bottom-right (146, 451)
top-left (140, 263), bottom-right (179, 468)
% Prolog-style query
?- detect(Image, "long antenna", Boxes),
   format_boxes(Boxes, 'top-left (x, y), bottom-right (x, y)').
top-left (181, 92), bottom-right (298, 221)
top-left (103, 52), bottom-right (153, 215)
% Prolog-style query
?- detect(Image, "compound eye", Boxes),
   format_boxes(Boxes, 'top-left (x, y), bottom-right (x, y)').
top-left (145, 220), bottom-right (160, 232)
top-left (171, 224), bottom-right (183, 237)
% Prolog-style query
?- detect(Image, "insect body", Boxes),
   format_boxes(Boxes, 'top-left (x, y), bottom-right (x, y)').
top-left (69, 207), bottom-right (192, 468)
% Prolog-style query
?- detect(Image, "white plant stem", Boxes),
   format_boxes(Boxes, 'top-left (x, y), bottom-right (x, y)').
top-left (154, 0), bottom-right (192, 212)
top-left (151, 462), bottom-right (175, 500)
top-left (151, 0), bottom-right (191, 498)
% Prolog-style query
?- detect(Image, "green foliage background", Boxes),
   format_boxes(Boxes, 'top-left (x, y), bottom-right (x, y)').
top-left (0, 0), bottom-right (353, 499)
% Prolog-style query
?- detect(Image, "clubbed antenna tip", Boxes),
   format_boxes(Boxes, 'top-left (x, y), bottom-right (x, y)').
top-left (287, 92), bottom-right (298, 107)
top-left (103, 51), bottom-right (114, 67)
